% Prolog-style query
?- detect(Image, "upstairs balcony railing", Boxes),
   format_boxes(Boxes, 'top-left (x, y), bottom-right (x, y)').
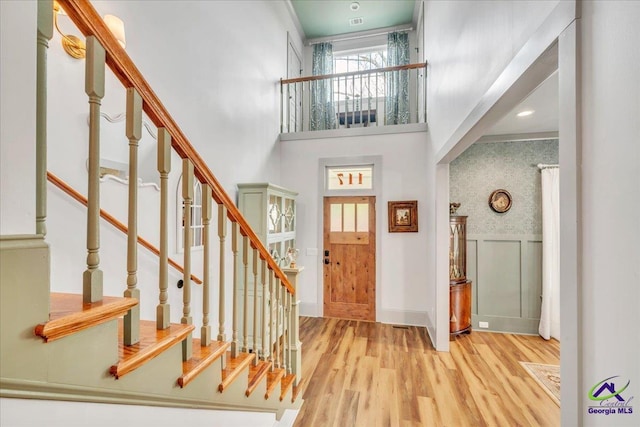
top-left (280, 62), bottom-right (427, 134)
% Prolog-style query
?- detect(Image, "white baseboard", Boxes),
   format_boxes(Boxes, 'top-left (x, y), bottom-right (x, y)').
top-left (425, 310), bottom-right (436, 347)
top-left (377, 309), bottom-right (428, 327)
top-left (298, 305), bottom-right (428, 327)
top-left (299, 302), bottom-right (320, 317)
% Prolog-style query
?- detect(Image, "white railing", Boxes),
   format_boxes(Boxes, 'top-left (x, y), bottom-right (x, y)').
top-left (280, 62), bottom-right (427, 133)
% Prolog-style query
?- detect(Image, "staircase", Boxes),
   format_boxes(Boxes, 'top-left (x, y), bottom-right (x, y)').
top-left (0, 0), bottom-right (303, 422)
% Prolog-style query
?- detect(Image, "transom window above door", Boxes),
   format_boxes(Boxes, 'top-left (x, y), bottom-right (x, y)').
top-left (326, 165), bottom-right (374, 191)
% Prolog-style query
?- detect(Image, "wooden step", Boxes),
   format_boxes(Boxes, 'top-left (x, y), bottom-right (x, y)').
top-left (178, 339), bottom-right (230, 388)
top-left (34, 293), bottom-right (138, 342)
top-left (246, 360), bottom-right (272, 397)
top-left (219, 351), bottom-right (255, 392)
top-left (291, 376), bottom-right (306, 403)
top-left (264, 367), bottom-right (285, 399)
top-left (110, 320), bottom-right (194, 379)
top-left (280, 374), bottom-right (296, 402)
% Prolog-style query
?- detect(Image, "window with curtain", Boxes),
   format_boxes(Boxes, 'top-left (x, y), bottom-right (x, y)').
top-left (333, 48), bottom-right (388, 106)
top-left (385, 31), bottom-right (410, 125)
top-left (310, 42), bottom-right (337, 130)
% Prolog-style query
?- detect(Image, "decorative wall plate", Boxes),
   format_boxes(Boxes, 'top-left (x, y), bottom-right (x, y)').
top-left (488, 189), bottom-right (512, 213)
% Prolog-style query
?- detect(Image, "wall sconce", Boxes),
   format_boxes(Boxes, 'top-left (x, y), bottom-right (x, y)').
top-left (53, 1), bottom-right (85, 59)
top-left (103, 15), bottom-right (126, 49)
top-left (53, 1), bottom-right (126, 59)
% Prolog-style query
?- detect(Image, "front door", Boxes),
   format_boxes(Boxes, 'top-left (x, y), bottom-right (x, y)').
top-left (323, 196), bottom-right (376, 321)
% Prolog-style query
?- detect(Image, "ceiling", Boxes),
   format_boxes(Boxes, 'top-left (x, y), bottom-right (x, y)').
top-left (485, 71), bottom-right (559, 137)
top-left (290, 0), bottom-right (416, 40)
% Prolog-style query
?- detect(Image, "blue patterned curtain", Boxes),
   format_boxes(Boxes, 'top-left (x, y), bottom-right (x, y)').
top-left (386, 32), bottom-right (410, 125)
top-left (311, 42), bottom-right (336, 130)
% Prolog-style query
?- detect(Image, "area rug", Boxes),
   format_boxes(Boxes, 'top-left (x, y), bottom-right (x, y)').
top-left (519, 362), bottom-right (561, 406)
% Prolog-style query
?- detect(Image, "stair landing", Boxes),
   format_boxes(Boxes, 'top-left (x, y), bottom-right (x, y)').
top-left (34, 293), bottom-right (137, 342)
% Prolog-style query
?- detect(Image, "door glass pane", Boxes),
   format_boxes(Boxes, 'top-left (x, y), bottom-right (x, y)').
top-left (284, 198), bottom-right (295, 232)
top-left (268, 195), bottom-right (282, 233)
top-left (330, 204), bottom-right (342, 232)
top-left (356, 203), bottom-right (368, 232)
top-left (343, 203), bottom-right (355, 232)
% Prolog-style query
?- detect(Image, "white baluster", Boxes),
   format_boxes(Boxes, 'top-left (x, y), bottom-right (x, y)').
top-left (252, 247), bottom-right (259, 365)
top-left (268, 268), bottom-right (275, 369)
top-left (288, 290), bottom-right (293, 376)
top-left (275, 276), bottom-right (281, 369)
top-left (261, 259), bottom-right (267, 361)
top-left (217, 204), bottom-right (227, 342)
top-left (231, 221), bottom-right (239, 358)
top-left (83, 36), bottom-right (105, 304)
top-left (242, 235), bottom-right (249, 353)
top-left (36, 1), bottom-right (53, 236)
top-left (123, 88), bottom-right (142, 346)
top-left (282, 284), bottom-right (288, 374)
top-left (201, 185), bottom-right (212, 346)
top-left (156, 128), bottom-right (171, 329)
top-left (181, 159), bottom-right (194, 361)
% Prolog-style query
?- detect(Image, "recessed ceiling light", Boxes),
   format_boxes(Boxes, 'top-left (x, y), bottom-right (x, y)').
top-left (350, 2), bottom-right (360, 11)
top-left (517, 110), bottom-right (535, 117)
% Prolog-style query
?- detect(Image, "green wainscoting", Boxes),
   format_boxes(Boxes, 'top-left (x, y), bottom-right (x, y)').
top-left (467, 234), bottom-right (543, 334)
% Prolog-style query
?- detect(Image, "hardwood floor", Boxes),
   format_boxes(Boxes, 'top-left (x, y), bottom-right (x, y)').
top-left (294, 317), bottom-right (560, 427)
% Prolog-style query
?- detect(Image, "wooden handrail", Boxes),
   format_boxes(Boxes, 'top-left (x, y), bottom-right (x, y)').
top-left (60, 0), bottom-right (294, 294)
top-left (281, 62), bottom-right (427, 85)
top-left (47, 171), bottom-right (203, 285)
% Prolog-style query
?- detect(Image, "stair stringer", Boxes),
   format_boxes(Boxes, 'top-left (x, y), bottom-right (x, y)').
top-left (0, 236), bottom-right (301, 416)
top-left (1, 236), bottom-right (52, 383)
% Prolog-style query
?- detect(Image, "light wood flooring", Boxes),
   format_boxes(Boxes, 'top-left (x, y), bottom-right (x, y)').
top-left (294, 317), bottom-right (560, 427)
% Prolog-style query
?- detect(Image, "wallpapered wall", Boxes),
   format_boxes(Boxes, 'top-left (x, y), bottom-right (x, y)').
top-left (450, 139), bottom-right (559, 235)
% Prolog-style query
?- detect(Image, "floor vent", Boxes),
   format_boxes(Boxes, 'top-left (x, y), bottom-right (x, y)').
top-left (392, 325), bottom-right (409, 329)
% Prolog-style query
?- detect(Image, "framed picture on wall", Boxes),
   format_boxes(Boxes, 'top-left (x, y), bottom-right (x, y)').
top-left (388, 200), bottom-right (418, 232)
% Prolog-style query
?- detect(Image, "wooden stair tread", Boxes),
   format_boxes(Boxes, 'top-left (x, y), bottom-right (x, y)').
top-left (246, 360), bottom-right (272, 397)
top-left (178, 339), bottom-right (230, 388)
top-left (265, 368), bottom-right (285, 399)
top-left (219, 351), bottom-right (255, 392)
top-left (291, 376), bottom-right (306, 403)
top-left (110, 320), bottom-right (194, 379)
top-left (280, 374), bottom-right (296, 403)
top-left (34, 293), bottom-right (137, 342)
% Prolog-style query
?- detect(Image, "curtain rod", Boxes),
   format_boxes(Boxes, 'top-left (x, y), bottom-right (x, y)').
top-left (537, 163), bottom-right (559, 170)
top-left (307, 24), bottom-right (413, 46)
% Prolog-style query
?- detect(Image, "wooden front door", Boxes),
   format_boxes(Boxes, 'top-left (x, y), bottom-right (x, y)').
top-left (323, 196), bottom-right (376, 321)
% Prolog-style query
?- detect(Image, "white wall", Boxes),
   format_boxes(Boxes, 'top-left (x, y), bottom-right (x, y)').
top-left (46, 0), bottom-right (304, 194)
top-left (0, 0), bottom-right (37, 235)
top-left (424, 0), bottom-right (559, 151)
top-left (579, 2), bottom-right (639, 425)
top-left (280, 131), bottom-right (430, 325)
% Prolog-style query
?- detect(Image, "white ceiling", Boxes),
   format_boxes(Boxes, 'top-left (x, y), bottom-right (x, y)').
top-left (485, 71), bottom-right (559, 137)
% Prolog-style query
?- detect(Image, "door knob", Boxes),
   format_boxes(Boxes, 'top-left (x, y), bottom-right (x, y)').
top-left (324, 258), bottom-right (330, 265)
